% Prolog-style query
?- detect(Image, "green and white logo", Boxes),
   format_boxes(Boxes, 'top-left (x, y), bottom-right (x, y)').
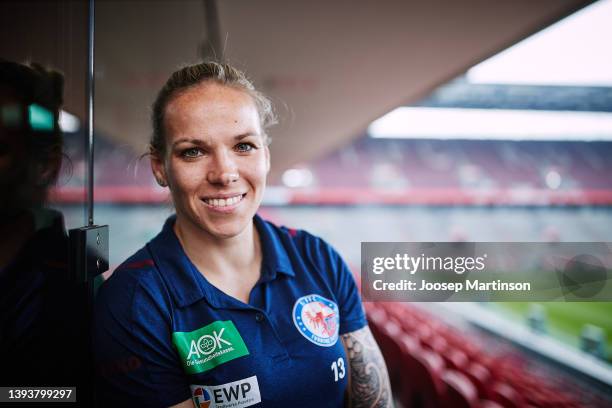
top-left (173, 321), bottom-right (249, 375)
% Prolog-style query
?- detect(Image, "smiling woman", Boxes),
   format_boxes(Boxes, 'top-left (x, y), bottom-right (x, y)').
top-left (93, 62), bottom-right (392, 408)
top-left (153, 82), bottom-right (269, 242)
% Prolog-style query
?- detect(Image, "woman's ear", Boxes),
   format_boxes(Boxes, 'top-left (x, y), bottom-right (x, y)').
top-left (150, 150), bottom-right (168, 187)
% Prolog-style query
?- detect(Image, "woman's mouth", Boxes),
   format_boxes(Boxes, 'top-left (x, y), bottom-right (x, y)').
top-left (201, 193), bottom-right (246, 208)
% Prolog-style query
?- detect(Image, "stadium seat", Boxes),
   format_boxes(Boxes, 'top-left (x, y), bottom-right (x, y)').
top-left (428, 336), bottom-right (449, 356)
top-left (441, 329), bottom-right (483, 360)
top-left (400, 347), bottom-right (446, 408)
top-left (463, 362), bottom-right (492, 399)
top-left (364, 303), bottom-right (407, 388)
top-left (381, 302), bottom-right (421, 327)
top-left (441, 370), bottom-right (479, 408)
top-left (387, 306), bottom-right (421, 333)
top-left (381, 302), bottom-right (406, 321)
top-left (480, 401), bottom-right (505, 408)
top-left (400, 334), bottom-right (421, 354)
top-left (443, 349), bottom-right (470, 372)
top-left (397, 334), bottom-right (421, 405)
top-left (414, 323), bottom-right (434, 344)
top-left (365, 303), bottom-right (387, 342)
top-left (378, 320), bottom-right (404, 385)
top-left (364, 305), bottom-right (403, 382)
top-left (362, 301), bottom-right (376, 314)
top-left (487, 382), bottom-right (526, 408)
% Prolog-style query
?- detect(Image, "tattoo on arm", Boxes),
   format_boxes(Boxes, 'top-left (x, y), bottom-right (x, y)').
top-left (342, 326), bottom-right (393, 408)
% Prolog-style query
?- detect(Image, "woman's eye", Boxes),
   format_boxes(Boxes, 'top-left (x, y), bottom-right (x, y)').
top-left (235, 142), bottom-right (255, 153)
top-left (181, 147), bottom-right (203, 158)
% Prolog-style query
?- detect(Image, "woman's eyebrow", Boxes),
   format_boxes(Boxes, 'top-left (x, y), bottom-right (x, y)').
top-left (172, 138), bottom-right (207, 147)
top-left (172, 132), bottom-right (258, 147)
top-left (234, 132), bottom-right (256, 141)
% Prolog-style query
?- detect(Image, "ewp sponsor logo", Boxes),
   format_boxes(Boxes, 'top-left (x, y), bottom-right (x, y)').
top-left (191, 376), bottom-right (261, 408)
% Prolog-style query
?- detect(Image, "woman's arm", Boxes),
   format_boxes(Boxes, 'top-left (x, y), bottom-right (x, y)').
top-left (341, 326), bottom-right (394, 408)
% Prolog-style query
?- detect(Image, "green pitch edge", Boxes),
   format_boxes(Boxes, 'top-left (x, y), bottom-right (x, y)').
top-left (495, 302), bottom-right (612, 363)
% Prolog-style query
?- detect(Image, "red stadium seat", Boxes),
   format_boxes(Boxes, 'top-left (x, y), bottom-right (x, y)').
top-left (381, 302), bottom-right (407, 321)
top-left (463, 362), bottom-right (492, 399)
top-left (442, 330), bottom-right (483, 360)
top-left (441, 370), bottom-right (479, 408)
top-left (410, 306), bottom-right (433, 325)
top-left (365, 303), bottom-right (408, 389)
top-left (487, 382), bottom-right (526, 408)
top-left (480, 401), bottom-right (505, 408)
top-left (378, 320), bottom-right (404, 385)
top-left (400, 334), bottom-right (420, 354)
top-left (380, 302), bottom-right (422, 331)
top-left (364, 306), bottom-right (399, 361)
top-left (365, 303), bottom-right (387, 342)
top-left (400, 347), bottom-right (446, 408)
top-left (414, 323), bottom-right (434, 344)
top-left (362, 301), bottom-right (377, 315)
top-left (443, 349), bottom-right (469, 372)
top-left (422, 318), bottom-right (446, 334)
top-left (428, 336), bottom-right (449, 355)
top-left (397, 334), bottom-right (421, 405)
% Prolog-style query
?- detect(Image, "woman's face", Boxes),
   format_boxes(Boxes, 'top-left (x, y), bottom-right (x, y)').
top-left (152, 82), bottom-right (269, 240)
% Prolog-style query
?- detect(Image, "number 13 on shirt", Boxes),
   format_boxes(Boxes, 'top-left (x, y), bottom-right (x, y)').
top-left (331, 357), bottom-right (346, 382)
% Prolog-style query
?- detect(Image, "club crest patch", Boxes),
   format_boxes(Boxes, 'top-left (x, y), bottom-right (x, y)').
top-left (292, 294), bottom-right (339, 347)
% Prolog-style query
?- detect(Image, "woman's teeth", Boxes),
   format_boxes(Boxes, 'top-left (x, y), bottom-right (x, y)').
top-left (203, 194), bottom-right (243, 207)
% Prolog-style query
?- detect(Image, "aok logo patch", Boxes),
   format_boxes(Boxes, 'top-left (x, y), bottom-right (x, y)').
top-left (190, 376), bottom-right (261, 408)
top-left (173, 321), bottom-right (249, 375)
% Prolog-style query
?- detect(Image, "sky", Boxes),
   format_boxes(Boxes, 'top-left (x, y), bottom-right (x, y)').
top-left (467, 0), bottom-right (612, 86)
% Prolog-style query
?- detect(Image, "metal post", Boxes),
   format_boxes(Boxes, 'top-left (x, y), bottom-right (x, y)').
top-left (87, 0), bottom-right (95, 226)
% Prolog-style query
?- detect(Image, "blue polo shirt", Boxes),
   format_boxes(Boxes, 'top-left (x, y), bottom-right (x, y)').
top-left (94, 214), bottom-right (367, 407)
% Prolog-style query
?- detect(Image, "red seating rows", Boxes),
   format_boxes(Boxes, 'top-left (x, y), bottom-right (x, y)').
top-left (364, 302), bottom-right (591, 408)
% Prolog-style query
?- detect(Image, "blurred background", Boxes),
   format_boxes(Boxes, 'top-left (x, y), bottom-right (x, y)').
top-left (2, 0), bottom-right (611, 406)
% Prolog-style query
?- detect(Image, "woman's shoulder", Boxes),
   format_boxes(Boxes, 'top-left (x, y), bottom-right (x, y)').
top-left (259, 216), bottom-right (328, 248)
top-left (95, 245), bottom-right (172, 317)
top-left (259, 216), bottom-right (342, 269)
top-left (103, 246), bottom-right (156, 286)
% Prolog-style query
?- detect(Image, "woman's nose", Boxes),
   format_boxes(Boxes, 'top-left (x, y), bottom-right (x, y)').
top-left (206, 151), bottom-right (239, 185)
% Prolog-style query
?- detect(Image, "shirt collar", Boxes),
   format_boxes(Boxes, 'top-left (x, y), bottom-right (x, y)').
top-left (147, 214), bottom-right (294, 309)
top-left (254, 214), bottom-right (295, 282)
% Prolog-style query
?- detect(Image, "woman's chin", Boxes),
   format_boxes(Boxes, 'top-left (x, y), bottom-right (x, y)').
top-left (177, 204), bottom-right (256, 240)
top-left (201, 218), bottom-right (252, 240)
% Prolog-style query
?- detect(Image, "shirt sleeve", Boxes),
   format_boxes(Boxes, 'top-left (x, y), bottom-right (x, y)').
top-left (312, 236), bottom-right (368, 335)
top-left (93, 269), bottom-right (191, 407)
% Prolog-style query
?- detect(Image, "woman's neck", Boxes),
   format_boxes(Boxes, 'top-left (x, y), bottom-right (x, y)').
top-left (173, 217), bottom-right (262, 281)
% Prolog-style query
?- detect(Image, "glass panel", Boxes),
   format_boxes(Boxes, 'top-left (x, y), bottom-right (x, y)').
top-left (0, 0), bottom-right (89, 230)
top-left (0, 0), bottom-right (91, 393)
top-left (93, 0), bottom-right (201, 268)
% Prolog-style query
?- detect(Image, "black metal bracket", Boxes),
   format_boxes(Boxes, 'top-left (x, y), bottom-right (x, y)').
top-left (69, 224), bottom-right (109, 283)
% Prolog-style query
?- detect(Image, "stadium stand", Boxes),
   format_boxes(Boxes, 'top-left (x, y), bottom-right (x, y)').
top-left (51, 128), bottom-right (612, 206)
top-left (366, 302), bottom-right (610, 407)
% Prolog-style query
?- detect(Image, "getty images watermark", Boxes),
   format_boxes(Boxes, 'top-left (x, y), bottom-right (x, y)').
top-left (361, 242), bottom-right (612, 301)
